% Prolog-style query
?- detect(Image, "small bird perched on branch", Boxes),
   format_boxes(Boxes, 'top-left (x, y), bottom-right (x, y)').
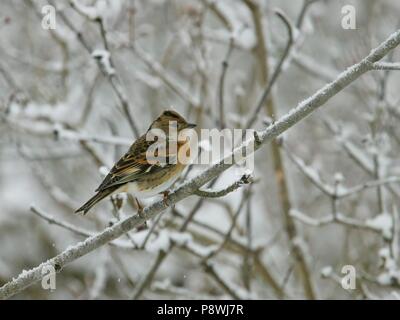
top-left (75, 110), bottom-right (197, 214)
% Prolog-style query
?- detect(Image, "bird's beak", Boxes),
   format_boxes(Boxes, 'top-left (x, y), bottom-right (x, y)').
top-left (186, 123), bottom-right (197, 128)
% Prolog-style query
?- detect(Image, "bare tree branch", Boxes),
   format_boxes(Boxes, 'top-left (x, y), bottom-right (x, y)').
top-left (194, 174), bottom-right (253, 198)
top-left (246, 9), bottom-right (294, 128)
top-left (372, 62), bottom-right (400, 70)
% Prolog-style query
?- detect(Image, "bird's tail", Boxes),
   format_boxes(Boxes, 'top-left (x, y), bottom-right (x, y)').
top-left (75, 188), bottom-right (115, 215)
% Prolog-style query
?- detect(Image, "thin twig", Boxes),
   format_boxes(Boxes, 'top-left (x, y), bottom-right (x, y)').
top-left (245, 9), bottom-right (294, 128)
top-left (218, 36), bottom-right (235, 129)
top-left (194, 174), bottom-right (253, 198)
top-left (58, 8), bottom-right (140, 137)
top-left (140, 211), bottom-right (165, 249)
top-left (372, 62), bottom-right (400, 70)
top-left (30, 205), bottom-right (134, 249)
top-left (131, 44), bottom-right (200, 109)
top-left (203, 188), bottom-right (251, 261)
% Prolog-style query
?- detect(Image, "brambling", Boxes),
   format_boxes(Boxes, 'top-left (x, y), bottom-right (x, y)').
top-left (75, 110), bottom-right (196, 214)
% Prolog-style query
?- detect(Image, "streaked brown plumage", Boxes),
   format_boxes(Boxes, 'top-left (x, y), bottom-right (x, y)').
top-left (75, 110), bottom-right (196, 214)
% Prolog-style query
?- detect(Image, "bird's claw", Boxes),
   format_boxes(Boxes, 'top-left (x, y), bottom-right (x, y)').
top-left (163, 190), bottom-right (170, 207)
top-left (136, 221), bottom-right (148, 231)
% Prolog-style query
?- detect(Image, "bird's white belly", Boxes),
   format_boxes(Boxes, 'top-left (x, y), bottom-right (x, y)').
top-left (115, 174), bottom-right (179, 199)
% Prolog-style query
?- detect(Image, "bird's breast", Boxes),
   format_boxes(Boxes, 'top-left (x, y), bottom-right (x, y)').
top-left (120, 164), bottom-right (186, 199)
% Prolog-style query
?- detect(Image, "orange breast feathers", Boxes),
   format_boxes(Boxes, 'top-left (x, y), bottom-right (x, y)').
top-left (177, 137), bottom-right (193, 165)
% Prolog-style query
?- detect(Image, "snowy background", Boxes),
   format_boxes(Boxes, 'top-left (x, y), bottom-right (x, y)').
top-left (1, 0), bottom-right (400, 299)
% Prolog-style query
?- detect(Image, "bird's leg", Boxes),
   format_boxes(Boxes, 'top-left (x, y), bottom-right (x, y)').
top-left (162, 190), bottom-right (170, 206)
top-left (135, 197), bottom-right (148, 231)
top-left (135, 197), bottom-right (144, 214)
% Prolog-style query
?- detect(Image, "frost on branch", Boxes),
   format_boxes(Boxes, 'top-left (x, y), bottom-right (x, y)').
top-left (320, 266), bottom-right (333, 278)
top-left (377, 247), bottom-right (400, 286)
top-left (92, 49), bottom-right (115, 76)
top-left (366, 213), bottom-right (393, 240)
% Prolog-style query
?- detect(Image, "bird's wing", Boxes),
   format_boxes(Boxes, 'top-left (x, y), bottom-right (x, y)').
top-left (95, 134), bottom-right (176, 192)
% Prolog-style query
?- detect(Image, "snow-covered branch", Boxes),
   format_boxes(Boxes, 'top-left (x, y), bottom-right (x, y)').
top-left (290, 209), bottom-right (392, 237)
top-left (194, 174), bottom-right (253, 198)
top-left (372, 61), bottom-right (400, 71)
top-left (53, 125), bottom-right (131, 146)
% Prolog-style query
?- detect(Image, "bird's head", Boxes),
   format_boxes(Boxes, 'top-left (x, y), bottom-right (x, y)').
top-left (148, 109), bottom-right (196, 134)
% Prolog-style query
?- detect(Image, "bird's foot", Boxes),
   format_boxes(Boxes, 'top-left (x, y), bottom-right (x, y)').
top-left (135, 197), bottom-right (148, 230)
top-left (136, 221), bottom-right (148, 231)
top-left (163, 190), bottom-right (170, 207)
top-left (135, 197), bottom-right (144, 216)
top-left (135, 198), bottom-right (143, 215)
